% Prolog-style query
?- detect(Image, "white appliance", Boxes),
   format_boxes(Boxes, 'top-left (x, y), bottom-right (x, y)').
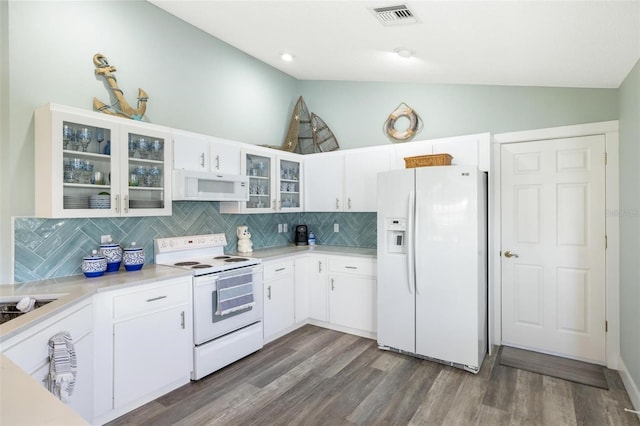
top-left (377, 166), bottom-right (487, 373)
top-left (154, 234), bottom-right (263, 380)
top-left (172, 169), bottom-right (249, 201)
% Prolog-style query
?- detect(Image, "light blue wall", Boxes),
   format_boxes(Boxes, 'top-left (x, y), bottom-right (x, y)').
top-left (299, 81), bottom-right (618, 149)
top-left (618, 58), bottom-right (640, 398)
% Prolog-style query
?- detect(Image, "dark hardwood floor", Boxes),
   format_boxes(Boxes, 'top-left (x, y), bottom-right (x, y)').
top-left (109, 325), bottom-right (640, 425)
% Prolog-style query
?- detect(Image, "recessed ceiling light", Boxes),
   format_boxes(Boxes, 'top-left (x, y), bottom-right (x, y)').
top-left (281, 53), bottom-right (295, 62)
top-left (394, 47), bottom-right (414, 59)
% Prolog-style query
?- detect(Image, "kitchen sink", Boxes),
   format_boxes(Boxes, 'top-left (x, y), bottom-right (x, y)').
top-left (0, 298), bottom-right (57, 325)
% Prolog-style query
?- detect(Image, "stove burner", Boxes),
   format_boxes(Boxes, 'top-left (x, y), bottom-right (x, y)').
top-left (225, 258), bottom-right (249, 263)
top-left (214, 256), bottom-right (231, 259)
top-left (175, 261), bottom-right (200, 266)
top-left (192, 264), bottom-right (213, 269)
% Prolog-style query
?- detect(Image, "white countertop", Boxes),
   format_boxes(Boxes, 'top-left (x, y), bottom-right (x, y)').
top-left (0, 265), bottom-right (193, 343)
top-left (1, 356), bottom-right (89, 425)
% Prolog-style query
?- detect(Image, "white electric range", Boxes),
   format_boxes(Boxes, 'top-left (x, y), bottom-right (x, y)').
top-left (154, 233), bottom-right (263, 380)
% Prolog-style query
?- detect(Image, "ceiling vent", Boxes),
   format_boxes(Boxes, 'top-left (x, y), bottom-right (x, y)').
top-left (372, 4), bottom-right (418, 26)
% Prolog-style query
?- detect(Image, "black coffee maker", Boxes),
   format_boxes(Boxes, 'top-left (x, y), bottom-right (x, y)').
top-left (294, 224), bottom-right (308, 246)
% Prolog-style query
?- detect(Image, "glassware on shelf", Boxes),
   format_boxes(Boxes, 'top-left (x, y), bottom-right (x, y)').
top-left (150, 139), bottom-right (163, 161)
top-left (147, 165), bottom-right (161, 186)
top-left (128, 138), bottom-right (138, 158)
top-left (63, 124), bottom-right (74, 150)
top-left (82, 161), bottom-right (94, 184)
top-left (137, 138), bottom-right (150, 159)
top-left (77, 128), bottom-right (92, 152)
top-left (96, 128), bottom-right (105, 154)
top-left (63, 164), bottom-right (79, 183)
top-left (129, 173), bottom-right (140, 187)
top-left (91, 171), bottom-right (105, 185)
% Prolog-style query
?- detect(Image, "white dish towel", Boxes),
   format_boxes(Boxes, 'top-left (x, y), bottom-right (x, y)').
top-left (47, 331), bottom-right (77, 403)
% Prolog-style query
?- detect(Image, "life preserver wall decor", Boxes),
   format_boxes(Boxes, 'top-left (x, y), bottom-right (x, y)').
top-left (383, 102), bottom-right (423, 142)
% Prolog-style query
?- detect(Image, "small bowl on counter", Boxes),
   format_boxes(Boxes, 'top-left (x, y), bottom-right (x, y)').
top-left (82, 250), bottom-right (107, 278)
top-left (123, 242), bottom-right (144, 271)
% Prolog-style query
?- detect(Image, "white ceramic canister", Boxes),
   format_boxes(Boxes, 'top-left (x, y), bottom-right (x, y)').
top-left (99, 240), bottom-right (123, 272)
top-left (123, 242), bottom-right (145, 271)
top-left (82, 250), bottom-right (107, 278)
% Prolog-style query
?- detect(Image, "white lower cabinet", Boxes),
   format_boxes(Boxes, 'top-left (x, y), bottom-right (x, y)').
top-left (295, 255), bottom-right (328, 322)
top-left (113, 305), bottom-right (190, 408)
top-left (1, 299), bottom-right (94, 422)
top-left (263, 260), bottom-right (295, 343)
top-left (93, 276), bottom-right (192, 424)
top-left (328, 256), bottom-right (377, 335)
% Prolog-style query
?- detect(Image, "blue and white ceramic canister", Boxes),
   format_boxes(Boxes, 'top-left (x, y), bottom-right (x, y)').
top-left (99, 239), bottom-right (122, 272)
top-left (123, 242), bottom-right (145, 271)
top-left (82, 250), bottom-right (107, 278)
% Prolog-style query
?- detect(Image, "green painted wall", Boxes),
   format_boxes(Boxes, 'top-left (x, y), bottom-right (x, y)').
top-left (299, 81), bottom-right (618, 149)
top-left (618, 58), bottom-right (640, 400)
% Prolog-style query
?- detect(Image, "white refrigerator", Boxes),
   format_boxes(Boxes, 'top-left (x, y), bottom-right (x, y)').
top-left (377, 165), bottom-right (487, 373)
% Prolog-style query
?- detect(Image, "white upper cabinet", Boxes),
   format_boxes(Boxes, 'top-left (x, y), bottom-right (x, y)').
top-left (391, 133), bottom-right (491, 171)
top-left (305, 147), bottom-right (390, 212)
top-left (172, 130), bottom-right (241, 175)
top-left (173, 130), bottom-right (210, 172)
top-left (304, 151), bottom-right (344, 212)
top-left (35, 103), bottom-right (172, 218)
top-left (210, 136), bottom-right (241, 175)
top-left (343, 147), bottom-right (390, 212)
top-left (220, 147), bottom-right (303, 214)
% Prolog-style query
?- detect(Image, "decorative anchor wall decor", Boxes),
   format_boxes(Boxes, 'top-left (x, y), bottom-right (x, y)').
top-left (92, 53), bottom-right (148, 120)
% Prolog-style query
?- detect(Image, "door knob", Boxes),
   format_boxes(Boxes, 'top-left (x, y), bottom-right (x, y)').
top-left (504, 250), bottom-right (519, 258)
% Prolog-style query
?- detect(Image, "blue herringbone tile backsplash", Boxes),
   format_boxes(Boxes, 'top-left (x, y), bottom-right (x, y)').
top-left (13, 202), bottom-right (376, 282)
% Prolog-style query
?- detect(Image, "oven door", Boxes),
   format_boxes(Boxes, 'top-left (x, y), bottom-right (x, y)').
top-left (193, 265), bottom-right (263, 346)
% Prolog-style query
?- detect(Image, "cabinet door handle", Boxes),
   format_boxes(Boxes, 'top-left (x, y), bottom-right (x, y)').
top-left (215, 155), bottom-right (220, 169)
top-left (348, 197), bottom-right (352, 210)
top-left (345, 266), bottom-right (358, 270)
top-left (115, 195), bottom-right (120, 213)
top-left (278, 199), bottom-right (281, 210)
top-left (267, 285), bottom-right (272, 300)
top-left (200, 153), bottom-right (205, 168)
top-left (275, 267), bottom-right (286, 272)
top-left (318, 261), bottom-right (322, 273)
top-left (146, 295), bottom-right (167, 302)
top-left (180, 311), bottom-right (185, 329)
top-left (331, 278), bottom-right (335, 291)
top-left (124, 195), bottom-right (129, 213)
top-left (335, 198), bottom-right (340, 210)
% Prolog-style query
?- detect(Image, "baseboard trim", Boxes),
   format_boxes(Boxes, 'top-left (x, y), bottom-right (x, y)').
top-left (618, 356), bottom-right (640, 420)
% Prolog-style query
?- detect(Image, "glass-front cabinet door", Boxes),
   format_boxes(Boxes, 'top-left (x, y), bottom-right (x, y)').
top-left (245, 152), bottom-right (273, 212)
top-left (35, 103), bottom-right (172, 218)
top-left (277, 156), bottom-right (303, 212)
top-left (121, 125), bottom-right (171, 216)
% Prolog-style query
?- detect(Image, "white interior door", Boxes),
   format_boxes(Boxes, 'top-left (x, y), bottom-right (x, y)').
top-left (501, 135), bottom-right (606, 364)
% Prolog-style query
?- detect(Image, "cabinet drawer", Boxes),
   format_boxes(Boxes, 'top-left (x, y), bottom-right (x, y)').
top-left (263, 260), bottom-right (294, 281)
top-left (329, 257), bottom-right (375, 276)
top-left (113, 280), bottom-right (190, 320)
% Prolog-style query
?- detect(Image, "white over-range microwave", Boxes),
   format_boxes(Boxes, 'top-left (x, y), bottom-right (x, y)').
top-left (172, 169), bottom-right (249, 201)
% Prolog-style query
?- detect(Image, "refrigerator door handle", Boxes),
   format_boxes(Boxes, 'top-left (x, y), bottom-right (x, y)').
top-left (407, 190), bottom-right (415, 295)
top-left (414, 190), bottom-right (420, 295)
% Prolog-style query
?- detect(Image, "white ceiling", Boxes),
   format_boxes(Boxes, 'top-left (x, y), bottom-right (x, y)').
top-left (149, 0), bottom-right (640, 89)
